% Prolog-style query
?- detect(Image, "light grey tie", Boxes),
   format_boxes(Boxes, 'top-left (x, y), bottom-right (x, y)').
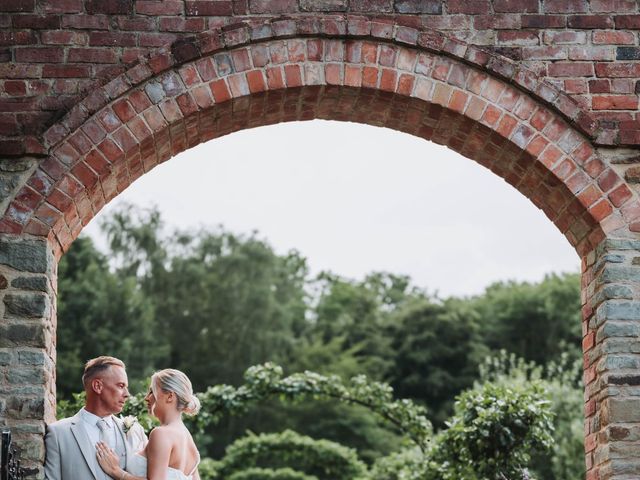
top-left (97, 418), bottom-right (113, 449)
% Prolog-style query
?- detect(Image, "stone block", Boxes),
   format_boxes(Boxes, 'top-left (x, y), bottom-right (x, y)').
top-left (144, 82), bottom-right (166, 104)
top-left (394, 0), bottom-right (441, 13)
top-left (6, 395), bottom-right (44, 419)
top-left (11, 276), bottom-right (48, 292)
top-left (596, 301), bottom-right (640, 322)
top-left (603, 284), bottom-right (634, 300)
top-left (609, 374), bottom-right (640, 386)
top-left (0, 324), bottom-right (46, 348)
top-left (617, 47), bottom-right (640, 61)
top-left (18, 350), bottom-right (46, 365)
top-left (0, 173), bottom-right (21, 205)
top-left (8, 367), bottom-right (46, 386)
top-left (597, 321), bottom-right (640, 342)
top-left (602, 239), bottom-right (640, 251)
top-left (0, 239), bottom-right (49, 274)
top-left (609, 398), bottom-right (640, 423)
top-left (300, 0), bottom-right (348, 11)
top-left (9, 420), bottom-right (45, 435)
top-left (0, 159), bottom-right (32, 173)
top-left (602, 354), bottom-right (640, 371)
top-left (598, 338), bottom-right (640, 356)
top-left (0, 349), bottom-right (12, 365)
top-left (4, 293), bottom-right (49, 318)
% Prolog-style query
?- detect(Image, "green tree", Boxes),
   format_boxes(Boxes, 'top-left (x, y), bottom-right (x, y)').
top-left (472, 273), bottom-right (582, 365)
top-left (309, 272), bottom-right (420, 380)
top-left (478, 352), bottom-right (584, 480)
top-left (57, 236), bottom-right (168, 398)
top-left (387, 297), bottom-right (488, 426)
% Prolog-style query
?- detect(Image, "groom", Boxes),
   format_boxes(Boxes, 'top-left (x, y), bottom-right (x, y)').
top-left (44, 356), bottom-right (135, 480)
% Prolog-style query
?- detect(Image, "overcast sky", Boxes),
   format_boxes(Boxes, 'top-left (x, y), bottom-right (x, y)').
top-left (83, 120), bottom-right (580, 298)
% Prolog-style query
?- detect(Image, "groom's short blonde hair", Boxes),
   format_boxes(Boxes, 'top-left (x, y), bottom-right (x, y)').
top-left (82, 356), bottom-right (126, 387)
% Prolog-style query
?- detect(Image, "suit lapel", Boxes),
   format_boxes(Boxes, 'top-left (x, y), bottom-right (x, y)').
top-left (112, 415), bottom-right (129, 467)
top-left (69, 412), bottom-right (100, 479)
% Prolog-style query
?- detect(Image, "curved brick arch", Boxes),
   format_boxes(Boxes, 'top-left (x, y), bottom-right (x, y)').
top-left (2, 21), bottom-right (640, 480)
top-left (3, 27), bottom-right (636, 257)
top-left (35, 17), bottom-right (607, 152)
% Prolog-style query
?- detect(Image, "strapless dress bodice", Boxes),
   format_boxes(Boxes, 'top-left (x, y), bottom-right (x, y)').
top-left (127, 453), bottom-right (199, 479)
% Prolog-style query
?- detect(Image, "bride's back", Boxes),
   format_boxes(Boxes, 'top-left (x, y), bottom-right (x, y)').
top-left (141, 423), bottom-right (200, 478)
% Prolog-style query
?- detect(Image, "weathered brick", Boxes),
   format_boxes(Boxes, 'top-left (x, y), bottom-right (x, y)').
top-left (68, 47), bottom-right (117, 63)
top-left (61, 14), bottom-right (109, 29)
top-left (136, 0), bottom-right (184, 15)
top-left (0, 0), bottom-right (35, 12)
top-left (86, 0), bottom-right (133, 14)
top-left (15, 47), bottom-right (63, 63)
top-left (544, 0), bottom-right (587, 13)
top-left (41, 0), bottom-right (82, 13)
top-left (89, 32), bottom-right (137, 47)
top-left (568, 15), bottom-right (614, 29)
top-left (394, 0), bottom-right (441, 13)
top-left (12, 15), bottom-right (60, 29)
top-left (593, 95), bottom-right (638, 110)
top-left (249, 0), bottom-right (297, 13)
top-left (350, 0), bottom-right (393, 12)
top-left (494, 0), bottom-right (538, 12)
top-left (185, 1), bottom-right (234, 15)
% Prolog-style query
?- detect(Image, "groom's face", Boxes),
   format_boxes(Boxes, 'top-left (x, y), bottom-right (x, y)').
top-left (97, 365), bottom-right (130, 414)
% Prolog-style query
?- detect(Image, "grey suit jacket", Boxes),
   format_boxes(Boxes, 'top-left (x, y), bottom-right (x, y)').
top-left (44, 411), bottom-right (130, 480)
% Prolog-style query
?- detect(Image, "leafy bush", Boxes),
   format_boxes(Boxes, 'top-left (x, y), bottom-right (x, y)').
top-left (214, 430), bottom-right (367, 480)
top-left (436, 382), bottom-right (553, 479)
top-left (478, 351), bottom-right (584, 480)
top-left (369, 448), bottom-right (425, 480)
top-left (370, 380), bottom-right (553, 480)
top-left (228, 468), bottom-right (318, 480)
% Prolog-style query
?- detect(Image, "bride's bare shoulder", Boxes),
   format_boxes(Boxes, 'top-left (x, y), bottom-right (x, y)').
top-left (148, 426), bottom-right (175, 444)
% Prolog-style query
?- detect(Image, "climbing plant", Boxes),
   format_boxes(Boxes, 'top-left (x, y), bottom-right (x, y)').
top-left (57, 363), bottom-right (432, 453)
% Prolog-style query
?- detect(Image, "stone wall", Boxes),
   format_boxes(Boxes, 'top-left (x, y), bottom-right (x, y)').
top-left (0, 236), bottom-right (56, 474)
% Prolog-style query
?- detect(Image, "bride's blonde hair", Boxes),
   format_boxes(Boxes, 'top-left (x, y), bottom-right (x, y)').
top-left (151, 369), bottom-right (201, 416)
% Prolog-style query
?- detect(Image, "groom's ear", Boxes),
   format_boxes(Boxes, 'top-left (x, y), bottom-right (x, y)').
top-left (91, 378), bottom-right (104, 394)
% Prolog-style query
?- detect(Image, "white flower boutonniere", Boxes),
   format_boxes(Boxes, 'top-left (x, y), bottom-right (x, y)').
top-left (120, 415), bottom-right (149, 452)
top-left (122, 415), bottom-right (138, 434)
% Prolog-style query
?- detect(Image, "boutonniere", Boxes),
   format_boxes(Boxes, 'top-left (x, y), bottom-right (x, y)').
top-left (121, 415), bottom-right (138, 434)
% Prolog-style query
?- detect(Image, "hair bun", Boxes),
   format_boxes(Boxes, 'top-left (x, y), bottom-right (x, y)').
top-left (184, 395), bottom-right (201, 416)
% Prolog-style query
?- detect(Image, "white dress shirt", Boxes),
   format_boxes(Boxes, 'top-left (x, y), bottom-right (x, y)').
top-left (79, 407), bottom-right (118, 451)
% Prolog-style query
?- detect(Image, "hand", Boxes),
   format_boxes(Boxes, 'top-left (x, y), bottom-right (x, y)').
top-left (96, 442), bottom-right (123, 478)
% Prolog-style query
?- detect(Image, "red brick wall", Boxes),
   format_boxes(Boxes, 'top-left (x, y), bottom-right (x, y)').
top-left (2, 0), bottom-right (640, 155)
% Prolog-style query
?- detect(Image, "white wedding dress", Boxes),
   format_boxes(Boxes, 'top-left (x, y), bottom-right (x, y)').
top-left (127, 453), bottom-right (200, 479)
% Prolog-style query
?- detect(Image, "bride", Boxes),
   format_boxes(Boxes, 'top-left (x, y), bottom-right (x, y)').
top-left (96, 369), bottom-right (201, 480)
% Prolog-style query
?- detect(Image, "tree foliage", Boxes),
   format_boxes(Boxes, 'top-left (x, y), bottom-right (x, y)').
top-left (57, 236), bottom-right (168, 398)
top-left (477, 351), bottom-right (584, 480)
top-left (56, 205), bottom-right (583, 479)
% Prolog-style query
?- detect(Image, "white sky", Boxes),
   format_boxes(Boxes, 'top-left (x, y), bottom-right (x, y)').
top-left (83, 120), bottom-right (580, 298)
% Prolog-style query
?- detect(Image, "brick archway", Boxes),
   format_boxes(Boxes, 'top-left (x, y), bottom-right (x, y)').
top-left (2, 20), bottom-right (640, 480)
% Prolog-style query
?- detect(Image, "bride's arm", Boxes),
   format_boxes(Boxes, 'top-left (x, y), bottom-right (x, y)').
top-left (96, 443), bottom-right (144, 480)
top-left (145, 428), bottom-right (173, 480)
